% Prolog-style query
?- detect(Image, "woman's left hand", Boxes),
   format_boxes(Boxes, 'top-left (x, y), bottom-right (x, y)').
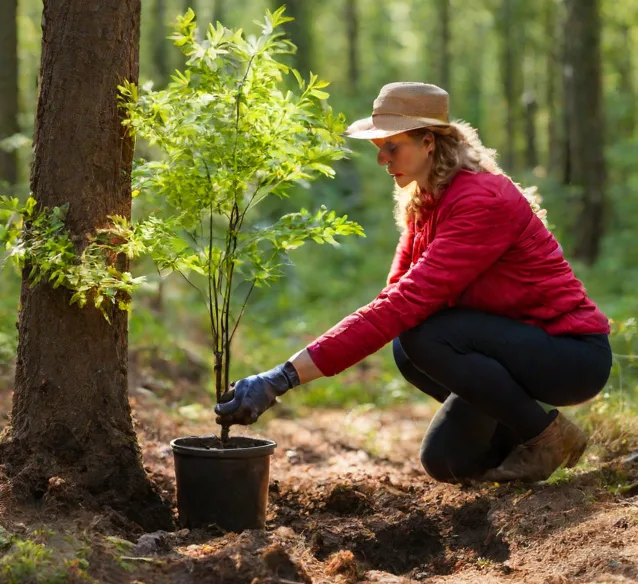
top-left (214, 362), bottom-right (300, 426)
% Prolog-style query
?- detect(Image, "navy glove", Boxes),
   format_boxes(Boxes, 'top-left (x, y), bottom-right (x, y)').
top-left (214, 361), bottom-right (300, 426)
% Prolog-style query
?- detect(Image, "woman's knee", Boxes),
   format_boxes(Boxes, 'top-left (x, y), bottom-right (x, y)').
top-left (420, 442), bottom-right (466, 484)
top-left (392, 337), bottom-right (410, 374)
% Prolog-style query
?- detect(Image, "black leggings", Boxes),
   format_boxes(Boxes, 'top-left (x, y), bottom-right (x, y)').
top-left (393, 308), bottom-right (612, 483)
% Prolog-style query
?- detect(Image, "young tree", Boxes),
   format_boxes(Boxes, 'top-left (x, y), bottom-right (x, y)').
top-left (119, 8), bottom-right (363, 443)
top-left (0, 0), bottom-right (18, 186)
top-left (0, 0), bottom-right (172, 530)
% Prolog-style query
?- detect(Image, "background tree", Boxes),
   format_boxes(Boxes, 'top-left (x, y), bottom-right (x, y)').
top-left (153, 0), bottom-right (170, 86)
top-left (0, 0), bottom-right (172, 531)
top-left (0, 0), bottom-right (18, 186)
top-left (498, 0), bottom-right (521, 172)
top-left (564, 0), bottom-right (606, 265)
top-left (345, 0), bottom-right (359, 95)
top-left (544, 0), bottom-right (561, 175)
top-left (272, 0), bottom-right (313, 76)
top-left (436, 0), bottom-right (451, 92)
top-left (212, 0), bottom-right (225, 25)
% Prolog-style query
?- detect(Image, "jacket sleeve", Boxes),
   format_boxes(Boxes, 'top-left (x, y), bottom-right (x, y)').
top-left (386, 224), bottom-right (415, 286)
top-left (306, 191), bottom-right (521, 376)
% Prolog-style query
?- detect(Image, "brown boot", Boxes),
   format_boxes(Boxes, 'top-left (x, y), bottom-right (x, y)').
top-left (481, 412), bottom-right (587, 483)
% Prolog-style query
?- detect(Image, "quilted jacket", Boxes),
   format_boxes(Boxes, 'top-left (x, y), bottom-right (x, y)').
top-left (306, 170), bottom-right (610, 376)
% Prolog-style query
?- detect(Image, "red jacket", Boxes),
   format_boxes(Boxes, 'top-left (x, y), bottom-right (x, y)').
top-left (306, 170), bottom-right (610, 377)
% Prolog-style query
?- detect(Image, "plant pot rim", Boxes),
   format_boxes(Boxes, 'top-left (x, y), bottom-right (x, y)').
top-left (170, 435), bottom-right (277, 459)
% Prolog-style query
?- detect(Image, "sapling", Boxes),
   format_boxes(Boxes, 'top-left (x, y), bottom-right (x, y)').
top-left (117, 7), bottom-right (364, 442)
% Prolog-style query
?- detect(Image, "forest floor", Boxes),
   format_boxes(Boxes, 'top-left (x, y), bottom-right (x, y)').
top-left (0, 361), bottom-right (638, 583)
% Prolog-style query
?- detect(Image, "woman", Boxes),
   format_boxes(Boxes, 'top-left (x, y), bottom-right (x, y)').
top-left (216, 82), bottom-right (612, 484)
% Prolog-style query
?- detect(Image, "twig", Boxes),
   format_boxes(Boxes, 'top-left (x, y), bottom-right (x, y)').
top-left (175, 268), bottom-right (204, 298)
top-left (230, 281), bottom-right (256, 343)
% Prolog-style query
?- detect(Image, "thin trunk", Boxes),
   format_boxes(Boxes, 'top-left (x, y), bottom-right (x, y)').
top-left (561, 4), bottom-right (572, 185)
top-left (212, 0), bottom-right (225, 25)
top-left (501, 0), bottom-right (518, 172)
top-left (617, 24), bottom-right (635, 137)
top-left (2, 0), bottom-right (172, 530)
top-left (545, 0), bottom-right (561, 175)
top-left (523, 91), bottom-right (538, 169)
top-left (369, 1), bottom-right (399, 89)
top-left (153, 0), bottom-right (170, 87)
top-left (464, 21), bottom-right (486, 130)
top-left (564, 0), bottom-right (606, 264)
top-left (437, 0), bottom-right (451, 91)
top-left (274, 0), bottom-right (312, 76)
top-left (0, 0), bottom-right (18, 185)
top-left (345, 0), bottom-right (359, 95)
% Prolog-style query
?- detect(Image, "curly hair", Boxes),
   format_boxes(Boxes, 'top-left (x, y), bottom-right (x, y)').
top-left (393, 121), bottom-right (547, 230)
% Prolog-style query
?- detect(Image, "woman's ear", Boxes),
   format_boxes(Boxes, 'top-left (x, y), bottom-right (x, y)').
top-left (422, 133), bottom-right (434, 155)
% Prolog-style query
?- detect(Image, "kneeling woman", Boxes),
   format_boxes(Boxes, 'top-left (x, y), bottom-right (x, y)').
top-left (215, 82), bottom-right (612, 484)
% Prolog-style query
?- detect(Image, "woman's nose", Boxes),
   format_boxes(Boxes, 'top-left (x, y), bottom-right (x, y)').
top-left (377, 148), bottom-right (390, 166)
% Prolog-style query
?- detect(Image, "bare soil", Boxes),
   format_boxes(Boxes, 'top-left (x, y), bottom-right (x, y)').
top-left (1, 381), bottom-right (638, 583)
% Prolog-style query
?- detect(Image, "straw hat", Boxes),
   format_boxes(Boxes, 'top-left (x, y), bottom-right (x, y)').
top-left (345, 82), bottom-right (450, 139)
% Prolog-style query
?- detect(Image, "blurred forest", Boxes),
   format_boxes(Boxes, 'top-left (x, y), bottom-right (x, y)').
top-left (1, 0), bottom-right (637, 408)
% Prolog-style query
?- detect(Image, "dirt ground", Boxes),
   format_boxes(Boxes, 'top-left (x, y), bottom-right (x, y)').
top-left (1, 374), bottom-right (638, 583)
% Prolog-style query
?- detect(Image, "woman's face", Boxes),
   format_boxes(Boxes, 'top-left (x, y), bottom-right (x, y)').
top-left (372, 132), bottom-right (434, 189)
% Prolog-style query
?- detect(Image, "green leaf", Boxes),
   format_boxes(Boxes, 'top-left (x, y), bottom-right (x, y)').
top-left (310, 89), bottom-right (330, 100)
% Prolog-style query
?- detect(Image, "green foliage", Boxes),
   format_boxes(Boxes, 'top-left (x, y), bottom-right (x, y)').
top-left (117, 7), bottom-right (364, 408)
top-left (0, 196), bottom-right (145, 321)
top-left (0, 535), bottom-right (93, 584)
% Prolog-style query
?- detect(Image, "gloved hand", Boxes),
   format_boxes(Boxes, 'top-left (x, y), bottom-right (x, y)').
top-left (214, 361), bottom-right (300, 426)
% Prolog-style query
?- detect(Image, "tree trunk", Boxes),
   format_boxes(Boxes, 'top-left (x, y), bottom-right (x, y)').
top-left (153, 0), bottom-right (170, 87)
top-left (523, 91), bottom-right (538, 169)
top-left (564, 0), bottom-right (606, 265)
top-left (345, 0), bottom-right (359, 95)
top-left (545, 0), bottom-right (561, 175)
top-left (2, 0), bottom-right (172, 531)
top-left (616, 24), bottom-right (635, 138)
top-left (212, 0), bottom-right (225, 25)
top-left (0, 0), bottom-right (18, 185)
top-left (437, 0), bottom-right (451, 91)
top-left (500, 0), bottom-right (519, 172)
top-left (274, 0), bottom-right (313, 76)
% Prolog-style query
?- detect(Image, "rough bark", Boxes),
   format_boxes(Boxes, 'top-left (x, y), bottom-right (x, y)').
top-left (564, 0), bottom-right (606, 264)
top-left (0, 0), bottom-right (18, 185)
top-left (1, 0), bottom-right (172, 531)
top-left (345, 0), bottom-right (359, 95)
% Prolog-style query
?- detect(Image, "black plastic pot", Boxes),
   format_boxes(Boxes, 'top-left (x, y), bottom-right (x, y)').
top-left (170, 435), bottom-right (277, 531)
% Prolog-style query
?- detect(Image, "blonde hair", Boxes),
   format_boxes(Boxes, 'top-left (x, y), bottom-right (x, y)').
top-left (393, 121), bottom-right (547, 230)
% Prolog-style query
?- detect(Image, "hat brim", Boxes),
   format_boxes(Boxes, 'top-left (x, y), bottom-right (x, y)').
top-left (344, 115), bottom-right (450, 139)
